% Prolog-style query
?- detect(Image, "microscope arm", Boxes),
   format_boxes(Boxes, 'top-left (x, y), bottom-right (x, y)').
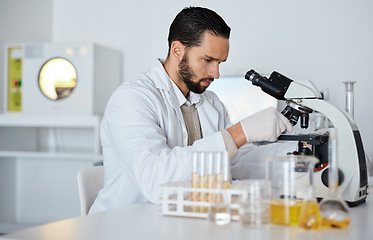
top-left (296, 98), bottom-right (366, 203)
top-left (284, 80), bottom-right (323, 99)
top-left (275, 78), bottom-right (365, 202)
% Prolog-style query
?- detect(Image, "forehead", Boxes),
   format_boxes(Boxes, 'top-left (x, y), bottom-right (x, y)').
top-left (189, 31), bottom-right (229, 60)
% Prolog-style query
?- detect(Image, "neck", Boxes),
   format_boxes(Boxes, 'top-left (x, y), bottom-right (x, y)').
top-left (163, 57), bottom-right (189, 97)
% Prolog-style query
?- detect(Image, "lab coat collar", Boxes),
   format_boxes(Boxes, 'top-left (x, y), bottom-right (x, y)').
top-left (152, 59), bottom-right (173, 93)
top-left (170, 78), bottom-right (188, 107)
top-left (154, 59), bottom-right (202, 108)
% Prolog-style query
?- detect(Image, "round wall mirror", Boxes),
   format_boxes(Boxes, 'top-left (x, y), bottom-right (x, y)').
top-left (38, 58), bottom-right (77, 100)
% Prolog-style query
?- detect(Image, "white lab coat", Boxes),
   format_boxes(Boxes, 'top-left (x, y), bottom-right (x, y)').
top-left (89, 59), bottom-right (296, 214)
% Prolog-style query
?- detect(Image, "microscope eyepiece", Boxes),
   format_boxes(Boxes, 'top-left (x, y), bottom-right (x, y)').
top-left (245, 69), bottom-right (312, 129)
top-left (244, 69), bottom-right (293, 100)
top-left (245, 69), bottom-right (265, 85)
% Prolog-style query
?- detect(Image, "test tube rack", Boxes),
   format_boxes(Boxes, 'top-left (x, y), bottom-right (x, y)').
top-left (161, 181), bottom-right (247, 221)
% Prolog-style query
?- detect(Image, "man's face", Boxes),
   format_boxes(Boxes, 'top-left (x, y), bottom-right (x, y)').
top-left (178, 32), bottom-right (229, 94)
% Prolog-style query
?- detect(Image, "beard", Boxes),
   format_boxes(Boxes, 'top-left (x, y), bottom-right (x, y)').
top-left (178, 53), bottom-right (214, 94)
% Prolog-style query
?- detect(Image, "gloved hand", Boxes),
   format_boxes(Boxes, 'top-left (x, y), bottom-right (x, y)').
top-left (240, 107), bottom-right (293, 143)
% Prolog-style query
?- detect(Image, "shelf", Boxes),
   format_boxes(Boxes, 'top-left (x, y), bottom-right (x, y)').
top-left (0, 113), bottom-right (103, 228)
top-left (0, 114), bottom-right (101, 127)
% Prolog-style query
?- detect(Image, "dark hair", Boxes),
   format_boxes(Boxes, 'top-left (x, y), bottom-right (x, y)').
top-left (168, 6), bottom-right (231, 51)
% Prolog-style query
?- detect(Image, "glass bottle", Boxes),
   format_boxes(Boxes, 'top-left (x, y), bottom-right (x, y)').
top-left (319, 128), bottom-right (351, 229)
top-left (298, 163), bottom-right (322, 230)
top-left (267, 155), bottom-right (318, 226)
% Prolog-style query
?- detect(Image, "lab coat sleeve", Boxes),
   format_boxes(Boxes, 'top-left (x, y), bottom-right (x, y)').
top-left (102, 84), bottom-right (227, 204)
top-left (231, 141), bottom-right (298, 179)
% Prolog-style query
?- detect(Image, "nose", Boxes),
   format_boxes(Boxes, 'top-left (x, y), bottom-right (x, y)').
top-left (208, 62), bottom-right (220, 79)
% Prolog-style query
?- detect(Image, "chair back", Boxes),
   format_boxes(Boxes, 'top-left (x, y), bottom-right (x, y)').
top-left (77, 166), bottom-right (104, 215)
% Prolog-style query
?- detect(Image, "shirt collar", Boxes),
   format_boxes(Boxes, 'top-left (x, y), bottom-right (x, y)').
top-left (169, 77), bottom-right (202, 107)
top-left (187, 91), bottom-right (202, 107)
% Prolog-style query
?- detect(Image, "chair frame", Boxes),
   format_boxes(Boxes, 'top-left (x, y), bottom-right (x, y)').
top-left (77, 166), bottom-right (104, 215)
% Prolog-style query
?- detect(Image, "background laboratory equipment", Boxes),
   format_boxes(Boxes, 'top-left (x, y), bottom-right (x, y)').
top-left (343, 81), bottom-right (356, 119)
top-left (266, 155), bottom-right (319, 226)
top-left (3, 43), bottom-right (121, 116)
top-left (245, 69), bottom-right (368, 207)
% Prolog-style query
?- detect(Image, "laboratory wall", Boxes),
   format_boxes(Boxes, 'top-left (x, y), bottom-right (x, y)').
top-left (51, 0), bottom-right (373, 160)
top-left (0, 0), bottom-right (372, 231)
top-left (0, 0), bottom-right (53, 112)
top-left (0, 1), bottom-right (372, 162)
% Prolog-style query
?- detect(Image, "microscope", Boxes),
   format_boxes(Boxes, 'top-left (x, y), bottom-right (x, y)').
top-left (245, 69), bottom-right (368, 207)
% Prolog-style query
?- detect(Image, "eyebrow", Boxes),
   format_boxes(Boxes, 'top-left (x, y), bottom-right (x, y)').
top-left (205, 55), bottom-right (227, 63)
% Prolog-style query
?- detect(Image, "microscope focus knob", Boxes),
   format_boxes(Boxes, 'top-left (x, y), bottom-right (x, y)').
top-left (321, 168), bottom-right (344, 187)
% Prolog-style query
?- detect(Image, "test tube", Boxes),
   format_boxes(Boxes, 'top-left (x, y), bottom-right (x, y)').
top-left (207, 152), bottom-right (215, 202)
top-left (214, 152), bottom-right (223, 189)
top-left (343, 81), bottom-right (356, 119)
top-left (222, 152), bottom-right (231, 189)
top-left (191, 152), bottom-right (199, 202)
top-left (198, 152), bottom-right (207, 212)
top-left (208, 152), bottom-right (231, 225)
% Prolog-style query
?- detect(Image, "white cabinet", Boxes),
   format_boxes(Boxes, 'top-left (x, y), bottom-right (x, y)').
top-left (0, 114), bottom-right (103, 233)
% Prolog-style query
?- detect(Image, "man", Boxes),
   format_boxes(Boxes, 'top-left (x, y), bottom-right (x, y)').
top-left (89, 6), bottom-right (295, 214)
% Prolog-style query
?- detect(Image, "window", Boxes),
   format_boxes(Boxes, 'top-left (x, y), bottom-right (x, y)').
top-left (209, 75), bottom-right (277, 124)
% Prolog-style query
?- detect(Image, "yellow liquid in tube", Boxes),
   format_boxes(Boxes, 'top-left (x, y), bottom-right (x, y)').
top-left (214, 174), bottom-right (223, 203)
top-left (191, 172), bottom-right (199, 212)
top-left (191, 172), bottom-right (199, 201)
top-left (270, 199), bottom-right (303, 225)
top-left (207, 174), bottom-right (214, 202)
top-left (224, 180), bottom-right (230, 189)
top-left (199, 175), bottom-right (208, 213)
top-left (322, 217), bottom-right (351, 229)
top-left (191, 152), bottom-right (199, 212)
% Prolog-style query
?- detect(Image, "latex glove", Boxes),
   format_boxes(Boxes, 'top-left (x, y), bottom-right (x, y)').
top-left (240, 107), bottom-right (293, 143)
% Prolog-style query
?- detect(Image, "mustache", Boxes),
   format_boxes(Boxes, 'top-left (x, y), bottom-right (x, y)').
top-left (200, 77), bottom-right (214, 82)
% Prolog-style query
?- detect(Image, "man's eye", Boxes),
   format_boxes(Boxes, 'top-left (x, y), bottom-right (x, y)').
top-left (204, 58), bottom-right (211, 62)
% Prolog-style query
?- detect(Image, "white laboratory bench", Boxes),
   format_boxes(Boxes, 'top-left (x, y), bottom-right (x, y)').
top-left (2, 186), bottom-right (373, 240)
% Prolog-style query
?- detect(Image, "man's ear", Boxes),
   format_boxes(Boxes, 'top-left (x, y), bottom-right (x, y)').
top-left (170, 41), bottom-right (185, 61)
